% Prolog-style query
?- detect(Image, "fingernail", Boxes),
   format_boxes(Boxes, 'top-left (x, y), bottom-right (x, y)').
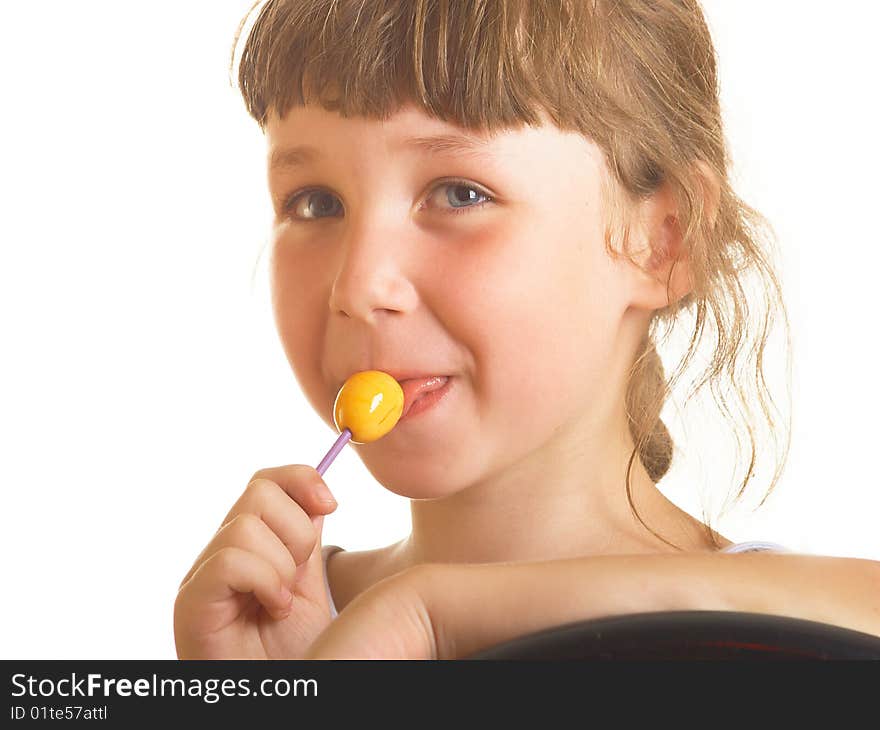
top-left (280, 586), bottom-right (293, 608)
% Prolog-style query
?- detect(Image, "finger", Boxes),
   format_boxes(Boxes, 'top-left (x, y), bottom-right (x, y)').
top-left (223, 477), bottom-right (328, 566)
top-left (179, 546), bottom-right (292, 621)
top-left (180, 465), bottom-right (337, 593)
top-left (182, 480), bottom-right (316, 590)
top-left (292, 512), bottom-right (328, 595)
top-left (249, 464), bottom-right (337, 516)
top-left (180, 512), bottom-right (297, 590)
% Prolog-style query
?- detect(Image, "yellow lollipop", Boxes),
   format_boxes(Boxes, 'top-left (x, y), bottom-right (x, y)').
top-left (333, 370), bottom-right (404, 443)
top-left (316, 370), bottom-right (404, 475)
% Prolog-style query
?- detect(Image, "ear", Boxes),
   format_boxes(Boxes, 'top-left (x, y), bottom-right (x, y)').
top-left (627, 160), bottom-right (720, 312)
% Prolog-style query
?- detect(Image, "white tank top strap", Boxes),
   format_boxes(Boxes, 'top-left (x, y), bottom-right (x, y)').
top-left (720, 540), bottom-right (790, 554)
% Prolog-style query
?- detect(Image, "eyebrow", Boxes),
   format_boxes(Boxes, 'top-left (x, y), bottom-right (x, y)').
top-left (269, 133), bottom-right (493, 173)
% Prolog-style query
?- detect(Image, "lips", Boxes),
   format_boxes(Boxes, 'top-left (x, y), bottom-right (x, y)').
top-left (399, 376), bottom-right (450, 418)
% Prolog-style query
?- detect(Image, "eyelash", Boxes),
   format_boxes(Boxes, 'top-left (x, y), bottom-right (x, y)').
top-left (280, 178), bottom-right (493, 221)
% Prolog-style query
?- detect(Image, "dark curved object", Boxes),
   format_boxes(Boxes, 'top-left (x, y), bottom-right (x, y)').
top-left (465, 611), bottom-right (880, 660)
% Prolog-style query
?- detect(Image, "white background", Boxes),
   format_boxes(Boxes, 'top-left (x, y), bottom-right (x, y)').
top-left (1, 1), bottom-right (877, 659)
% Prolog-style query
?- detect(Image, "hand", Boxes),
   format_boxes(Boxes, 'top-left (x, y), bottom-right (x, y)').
top-left (305, 566), bottom-right (439, 659)
top-left (173, 465), bottom-right (338, 659)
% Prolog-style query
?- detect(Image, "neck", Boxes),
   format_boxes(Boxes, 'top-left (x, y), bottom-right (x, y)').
top-left (400, 403), bottom-right (706, 567)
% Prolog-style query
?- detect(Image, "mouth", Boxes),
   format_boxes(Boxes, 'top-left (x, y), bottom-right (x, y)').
top-left (333, 369), bottom-right (455, 426)
top-left (398, 375), bottom-right (451, 419)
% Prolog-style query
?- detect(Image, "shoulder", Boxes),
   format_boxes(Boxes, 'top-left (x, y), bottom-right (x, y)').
top-left (325, 540), bottom-right (412, 614)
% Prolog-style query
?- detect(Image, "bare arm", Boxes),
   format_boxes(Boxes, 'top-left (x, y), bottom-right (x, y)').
top-left (418, 552), bottom-right (880, 659)
top-left (305, 552), bottom-right (880, 659)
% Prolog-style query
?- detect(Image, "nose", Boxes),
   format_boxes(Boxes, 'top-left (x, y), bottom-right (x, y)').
top-left (328, 218), bottom-right (419, 325)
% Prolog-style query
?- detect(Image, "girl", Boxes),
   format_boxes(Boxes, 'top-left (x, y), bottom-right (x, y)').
top-left (173, 0), bottom-right (880, 659)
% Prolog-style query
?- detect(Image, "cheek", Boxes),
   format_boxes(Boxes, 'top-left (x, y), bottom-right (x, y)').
top-left (453, 220), bottom-right (622, 438)
top-left (270, 243), bottom-right (327, 395)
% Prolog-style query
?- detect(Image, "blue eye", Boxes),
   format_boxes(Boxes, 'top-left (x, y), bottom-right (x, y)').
top-left (428, 180), bottom-right (493, 214)
top-left (281, 179), bottom-right (492, 221)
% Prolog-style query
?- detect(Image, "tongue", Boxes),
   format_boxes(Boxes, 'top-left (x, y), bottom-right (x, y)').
top-left (399, 376), bottom-right (449, 416)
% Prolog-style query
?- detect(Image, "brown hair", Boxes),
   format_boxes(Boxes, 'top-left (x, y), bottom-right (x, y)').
top-left (230, 0), bottom-right (792, 550)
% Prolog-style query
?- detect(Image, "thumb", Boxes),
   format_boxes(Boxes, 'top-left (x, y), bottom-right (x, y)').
top-left (293, 511), bottom-right (333, 608)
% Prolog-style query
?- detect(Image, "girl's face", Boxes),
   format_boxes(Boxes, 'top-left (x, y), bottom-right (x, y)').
top-left (266, 103), bottom-right (644, 498)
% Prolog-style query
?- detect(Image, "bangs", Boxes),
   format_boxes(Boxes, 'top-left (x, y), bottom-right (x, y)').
top-left (235, 0), bottom-right (597, 133)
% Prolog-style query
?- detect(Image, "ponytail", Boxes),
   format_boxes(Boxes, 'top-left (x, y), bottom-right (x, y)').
top-left (626, 335), bottom-right (673, 483)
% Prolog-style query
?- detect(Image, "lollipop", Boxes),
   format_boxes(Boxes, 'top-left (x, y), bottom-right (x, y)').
top-left (315, 370), bottom-right (404, 475)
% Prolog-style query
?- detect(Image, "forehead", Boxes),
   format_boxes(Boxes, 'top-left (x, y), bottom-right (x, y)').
top-left (267, 102), bottom-right (511, 157)
top-left (265, 103), bottom-right (603, 177)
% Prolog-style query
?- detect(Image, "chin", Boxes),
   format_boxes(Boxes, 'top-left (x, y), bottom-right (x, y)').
top-left (361, 455), bottom-right (469, 501)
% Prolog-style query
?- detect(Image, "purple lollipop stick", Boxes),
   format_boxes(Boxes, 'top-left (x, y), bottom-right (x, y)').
top-left (316, 428), bottom-right (353, 476)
